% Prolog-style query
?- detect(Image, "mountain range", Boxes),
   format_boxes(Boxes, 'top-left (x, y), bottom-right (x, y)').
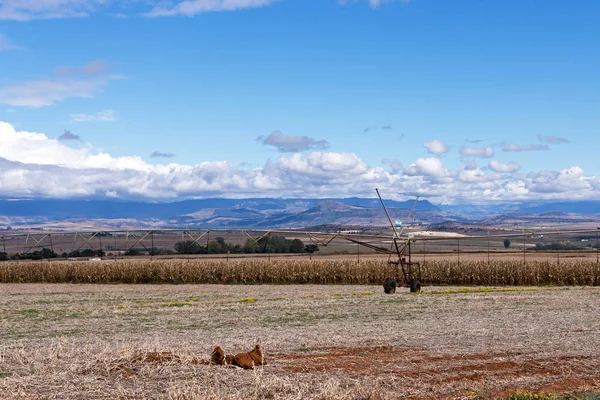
top-left (0, 198), bottom-right (599, 230)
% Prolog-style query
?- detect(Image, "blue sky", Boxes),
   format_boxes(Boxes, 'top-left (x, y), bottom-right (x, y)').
top-left (0, 0), bottom-right (598, 203)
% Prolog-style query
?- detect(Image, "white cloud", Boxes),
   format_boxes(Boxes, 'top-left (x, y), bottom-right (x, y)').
top-left (527, 167), bottom-right (588, 194)
top-left (464, 161), bottom-right (478, 171)
top-left (404, 157), bottom-right (455, 181)
top-left (458, 163), bottom-right (500, 183)
top-left (0, 61), bottom-right (121, 107)
top-left (0, 0), bottom-right (107, 21)
top-left (0, 121), bottom-right (394, 199)
top-left (0, 0), bottom-right (410, 21)
top-left (144, 0), bottom-right (278, 17)
top-left (0, 0), bottom-right (280, 20)
top-left (2, 121), bottom-right (600, 203)
top-left (257, 131), bottom-right (329, 152)
top-left (459, 146), bottom-right (494, 158)
top-left (0, 121), bottom-right (148, 171)
top-left (488, 160), bottom-right (520, 173)
top-left (0, 79), bottom-right (103, 107)
top-left (424, 140), bottom-right (448, 155)
top-left (70, 109), bottom-right (116, 122)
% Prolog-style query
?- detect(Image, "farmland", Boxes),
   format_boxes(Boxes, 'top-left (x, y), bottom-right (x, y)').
top-left (1, 283), bottom-right (599, 399)
top-left (1, 254), bottom-right (599, 399)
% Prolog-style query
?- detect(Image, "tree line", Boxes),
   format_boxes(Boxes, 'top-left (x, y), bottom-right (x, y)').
top-left (173, 236), bottom-right (319, 255)
top-left (0, 236), bottom-right (318, 260)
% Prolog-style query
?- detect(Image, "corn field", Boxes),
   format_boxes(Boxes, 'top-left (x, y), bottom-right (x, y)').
top-left (1, 259), bottom-right (599, 285)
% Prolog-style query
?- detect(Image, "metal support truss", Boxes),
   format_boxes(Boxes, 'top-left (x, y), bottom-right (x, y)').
top-left (23, 233), bottom-right (51, 255)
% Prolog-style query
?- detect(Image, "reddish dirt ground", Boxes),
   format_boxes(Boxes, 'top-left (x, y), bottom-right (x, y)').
top-left (274, 346), bottom-right (600, 398)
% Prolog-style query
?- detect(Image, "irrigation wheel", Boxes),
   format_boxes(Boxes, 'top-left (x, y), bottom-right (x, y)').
top-left (410, 279), bottom-right (421, 293)
top-left (383, 279), bottom-right (397, 294)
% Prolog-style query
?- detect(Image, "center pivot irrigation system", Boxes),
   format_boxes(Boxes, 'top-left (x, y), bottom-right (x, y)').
top-left (375, 188), bottom-right (422, 294)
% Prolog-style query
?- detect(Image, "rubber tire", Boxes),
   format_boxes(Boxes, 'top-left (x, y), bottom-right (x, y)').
top-left (383, 279), bottom-right (397, 294)
top-left (410, 279), bottom-right (421, 293)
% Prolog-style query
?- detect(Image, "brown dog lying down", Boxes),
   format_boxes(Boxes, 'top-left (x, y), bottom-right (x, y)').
top-left (210, 345), bottom-right (266, 369)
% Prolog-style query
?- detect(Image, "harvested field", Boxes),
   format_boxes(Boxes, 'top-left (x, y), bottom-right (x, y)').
top-left (1, 258), bottom-right (600, 285)
top-left (1, 284), bottom-right (599, 399)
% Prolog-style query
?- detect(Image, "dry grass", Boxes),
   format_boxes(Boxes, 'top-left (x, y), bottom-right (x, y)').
top-left (1, 258), bottom-right (599, 286)
top-left (1, 283), bottom-right (600, 399)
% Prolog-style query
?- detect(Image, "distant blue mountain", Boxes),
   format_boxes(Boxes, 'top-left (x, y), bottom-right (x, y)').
top-left (2, 197), bottom-right (598, 229)
top-left (0, 197), bottom-right (438, 221)
top-left (518, 201), bottom-right (600, 214)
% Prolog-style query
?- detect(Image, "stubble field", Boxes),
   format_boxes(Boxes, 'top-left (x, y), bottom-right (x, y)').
top-left (1, 283), bottom-right (599, 399)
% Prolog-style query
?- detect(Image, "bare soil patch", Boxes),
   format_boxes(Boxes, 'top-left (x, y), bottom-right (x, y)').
top-left (276, 346), bottom-right (599, 398)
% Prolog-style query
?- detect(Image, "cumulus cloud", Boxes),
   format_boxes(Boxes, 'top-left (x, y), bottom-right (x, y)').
top-left (503, 144), bottom-right (549, 152)
top-left (70, 109), bottom-right (116, 122)
top-left (150, 151), bottom-right (175, 159)
top-left (58, 130), bottom-right (81, 141)
top-left (458, 162), bottom-right (500, 183)
top-left (488, 160), bottom-right (520, 173)
top-left (0, 121), bottom-right (394, 199)
top-left (257, 130), bottom-right (329, 152)
top-left (0, 121), bottom-right (150, 170)
top-left (527, 167), bottom-right (588, 194)
top-left (2, 121), bottom-right (600, 203)
top-left (424, 140), bottom-right (448, 155)
top-left (537, 134), bottom-right (569, 144)
top-left (144, 0), bottom-right (278, 17)
top-left (404, 157), bottom-right (455, 181)
top-left (0, 61), bottom-right (121, 107)
top-left (464, 161), bottom-right (478, 171)
top-left (459, 146), bottom-right (494, 158)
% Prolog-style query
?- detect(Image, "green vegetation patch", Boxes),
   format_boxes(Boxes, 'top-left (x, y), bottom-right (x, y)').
top-left (16, 308), bottom-right (39, 316)
top-left (237, 297), bottom-right (257, 303)
top-left (432, 287), bottom-right (542, 295)
top-left (160, 301), bottom-right (193, 307)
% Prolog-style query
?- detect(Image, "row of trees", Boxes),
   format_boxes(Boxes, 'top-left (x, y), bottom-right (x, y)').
top-left (0, 236), bottom-right (318, 260)
top-left (0, 248), bottom-right (108, 260)
top-left (173, 236), bottom-right (319, 255)
top-left (504, 238), bottom-right (599, 251)
top-left (2, 248), bottom-right (58, 260)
